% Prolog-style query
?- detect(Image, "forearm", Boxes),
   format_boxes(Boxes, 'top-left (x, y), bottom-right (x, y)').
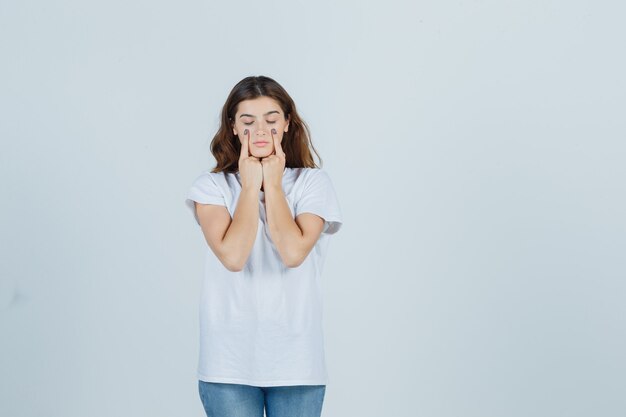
top-left (222, 187), bottom-right (259, 270)
top-left (264, 185), bottom-right (303, 267)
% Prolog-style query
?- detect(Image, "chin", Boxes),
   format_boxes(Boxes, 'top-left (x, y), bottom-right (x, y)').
top-left (252, 148), bottom-right (273, 157)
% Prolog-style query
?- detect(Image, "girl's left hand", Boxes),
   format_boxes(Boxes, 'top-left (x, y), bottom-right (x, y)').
top-left (261, 128), bottom-right (286, 190)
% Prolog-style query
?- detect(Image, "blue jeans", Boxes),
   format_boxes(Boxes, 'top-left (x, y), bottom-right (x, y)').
top-left (198, 381), bottom-right (326, 417)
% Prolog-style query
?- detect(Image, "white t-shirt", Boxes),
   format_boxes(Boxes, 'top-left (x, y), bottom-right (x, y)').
top-left (185, 167), bottom-right (343, 387)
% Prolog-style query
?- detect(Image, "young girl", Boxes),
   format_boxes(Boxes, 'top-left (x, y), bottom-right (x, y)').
top-left (185, 75), bottom-right (343, 417)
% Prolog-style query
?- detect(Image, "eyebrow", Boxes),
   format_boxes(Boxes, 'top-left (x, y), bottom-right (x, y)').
top-left (239, 110), bottom-right (280, 118)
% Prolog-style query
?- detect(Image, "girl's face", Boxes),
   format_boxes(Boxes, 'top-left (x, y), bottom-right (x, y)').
top-left (232, 96), bottom-right (290, 158)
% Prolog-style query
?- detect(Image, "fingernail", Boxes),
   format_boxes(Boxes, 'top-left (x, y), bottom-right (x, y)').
top-left (271, 128), bottom-right (277, 134)
top-left (244, 129), bottom-right (248, 135)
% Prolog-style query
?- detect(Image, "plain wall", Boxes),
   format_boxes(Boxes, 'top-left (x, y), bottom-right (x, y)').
top-left (1, 0), bottom-right (624, 416)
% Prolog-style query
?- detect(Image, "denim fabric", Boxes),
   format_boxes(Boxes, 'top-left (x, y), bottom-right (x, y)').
top-left (198, 381), bottom-right (326, 417)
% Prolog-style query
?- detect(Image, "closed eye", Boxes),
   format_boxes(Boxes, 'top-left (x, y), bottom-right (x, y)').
top-left (243, 121), bottom-right (277, 125)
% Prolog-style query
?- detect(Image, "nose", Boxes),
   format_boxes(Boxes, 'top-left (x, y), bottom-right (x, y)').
top-left (255, 122), bottom-right (270, 136)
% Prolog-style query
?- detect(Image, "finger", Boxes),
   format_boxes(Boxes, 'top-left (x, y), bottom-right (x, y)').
top-left (271, 128), bottom-right (285, 157)
top-left (240, 129), bottom-right (249, 160)
top-left (247, 129), bottom-right (252, 157)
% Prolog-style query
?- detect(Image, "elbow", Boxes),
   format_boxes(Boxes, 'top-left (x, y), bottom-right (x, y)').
top-left (286, 261), bottom-right (302, 269)
top-left (204, 239), bottom-right (248, 272)
top-left (220, 252), bottom-right (246, 273)
top-left (226, 259), bottom-right (246, 273)
top-left (225, 262), bottom-right (244, 273)
top-left (284, 250), bottom-right (305, 269)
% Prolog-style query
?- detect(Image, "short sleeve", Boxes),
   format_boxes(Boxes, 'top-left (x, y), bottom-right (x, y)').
top-left (294, 169), bottom-right (343, 235)
top-left (185, 172), bottom-right (226, 226)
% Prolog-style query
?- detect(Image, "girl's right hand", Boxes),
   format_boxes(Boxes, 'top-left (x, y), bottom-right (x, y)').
top-left (238, 129), bottom-right (263, 191)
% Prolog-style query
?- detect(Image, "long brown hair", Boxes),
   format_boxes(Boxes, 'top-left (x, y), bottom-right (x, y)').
top-left (209, 75), bottom-right (323, 173)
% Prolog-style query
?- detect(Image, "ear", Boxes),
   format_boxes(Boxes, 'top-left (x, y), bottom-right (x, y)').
top-left (228, 117), bottom-right (237, 136)
top-left (285, 115), bottom-right (290, 132)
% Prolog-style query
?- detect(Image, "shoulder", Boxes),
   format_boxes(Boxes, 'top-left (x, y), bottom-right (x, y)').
top-left (290, 168), bottom-right (339, 198)
top-left (285, 167), bottom-right (330, 191)
top-left (191, 170), bottom-right (230, 185)
top-left (187, 171), bottom-right (233, 199)
top-left (297, 167), bottom-right (332, 183)
top-left (303, 168), bottom-right (335, 188)
top-left (191, 169), bottom-right (212, 180)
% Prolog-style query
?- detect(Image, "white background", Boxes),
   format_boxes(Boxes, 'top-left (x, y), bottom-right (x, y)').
top-left (1, 1), bottom-right (625, 416)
